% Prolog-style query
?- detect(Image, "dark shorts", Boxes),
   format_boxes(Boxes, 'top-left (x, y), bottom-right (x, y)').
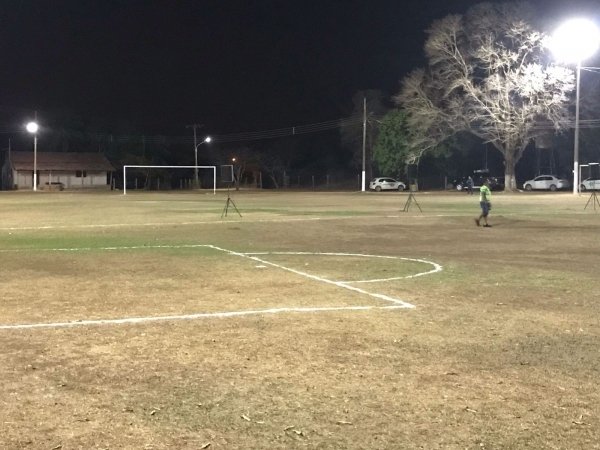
top-left (480, 201), bottom-right (490, 216)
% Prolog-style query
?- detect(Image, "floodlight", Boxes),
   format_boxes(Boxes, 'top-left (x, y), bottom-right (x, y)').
top-left (551, 18), bottom-right (600, 194)
top-left (550, 18), bottom-right (600, 63)
top-left (26, 121), bottom-right (39, 134)
top-left (25, 121), bottom-right (39, 191)
top-left (193, 135), bottom-right (212, 187)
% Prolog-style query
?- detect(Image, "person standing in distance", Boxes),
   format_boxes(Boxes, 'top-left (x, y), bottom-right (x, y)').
top-left (475, 179), bottom-right (492, 227)
top-left (466, 176), bottom-right (474, 195)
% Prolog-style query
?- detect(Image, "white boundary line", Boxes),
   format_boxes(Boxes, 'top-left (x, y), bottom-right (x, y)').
top-left (244, 251), bottom-right (442, 283)
top-left (1, 210), bottom-right (587, 233)
top-left (0, 208), bottom-right (592, 233)
top-left (0, 244), bottom-right (444, 330)
top-left (0, 306), bottom-right (407, 331)
top-left (0, 217), bottom-right (324, 232)
top-left (210, 246), bottom-right (416, 308)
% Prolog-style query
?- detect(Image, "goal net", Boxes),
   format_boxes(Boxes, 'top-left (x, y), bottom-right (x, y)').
top-left (122, 165), bottom-right (217, 195)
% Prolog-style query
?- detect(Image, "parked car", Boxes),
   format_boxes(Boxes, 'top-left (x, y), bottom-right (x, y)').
top-left (454, 170), bottom-right (504, 191)
top-left (523, 175), bottom-right (570, 191)
top-left (580, 178), bottom-right (600, 191)
top-left (369, 177), bottom-right (406, 192)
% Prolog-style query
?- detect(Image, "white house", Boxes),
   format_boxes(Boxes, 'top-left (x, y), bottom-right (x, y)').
top-left (1, 151), bottom-right (115, 190)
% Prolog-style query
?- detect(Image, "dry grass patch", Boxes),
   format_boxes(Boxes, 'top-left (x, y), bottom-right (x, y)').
top-left (1, 190), bottom-right (599, 449)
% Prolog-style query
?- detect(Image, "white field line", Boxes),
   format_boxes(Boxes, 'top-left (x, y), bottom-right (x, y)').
top-left (0, 214), bottom-right (465, 232)
top-left (0, 216), bottom-right (411, 232)
top-left (208, 246), bottom-right (416, 308)
top-left (0, 306), bottom-right (407, 331)
top-left (0, 217), bottom-right (324, 232)
top-left (0, 210), bottom-right (556, 233)
top-left (0, 244), bottom-right (445, 330)
top-left (0, 244), bottom-right (212, 253)
top-left (244, 251), bottom-right (442, 283)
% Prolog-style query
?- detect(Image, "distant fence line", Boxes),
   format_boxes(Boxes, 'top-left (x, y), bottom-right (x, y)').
top-left (115, 171), bottom-right (449, 191)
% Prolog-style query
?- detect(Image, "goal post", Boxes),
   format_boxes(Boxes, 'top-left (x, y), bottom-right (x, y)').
top-left (122, 165), bottom-right (216, 195)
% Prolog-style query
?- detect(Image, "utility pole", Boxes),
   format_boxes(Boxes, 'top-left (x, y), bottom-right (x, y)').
top-left (361, 97), bottom-right (367, 192)
top-left (186, 123), bottom-right (204, 187)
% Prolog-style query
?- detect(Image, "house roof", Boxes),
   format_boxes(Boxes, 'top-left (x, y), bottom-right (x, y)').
top-left (8, 151), bottom-right (115, 171)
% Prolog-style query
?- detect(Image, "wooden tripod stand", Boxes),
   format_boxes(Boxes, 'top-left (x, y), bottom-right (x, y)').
top-left (221, 184), bottom-right (242, 218)
top-left (584, 190), bottom-right (600, 211)
top-left (402, 189), bottom-right (422, 212)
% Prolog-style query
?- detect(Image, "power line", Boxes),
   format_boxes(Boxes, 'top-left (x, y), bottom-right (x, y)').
top-left (210, 115), bottom-right (364, 143)
top-left (3, 113), bottom-right (600, 146)
top-left (3, 114), bottom-right (366, 145)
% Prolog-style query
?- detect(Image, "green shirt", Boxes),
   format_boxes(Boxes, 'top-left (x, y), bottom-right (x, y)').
top-left (479, 185), bottom-right (491, 202)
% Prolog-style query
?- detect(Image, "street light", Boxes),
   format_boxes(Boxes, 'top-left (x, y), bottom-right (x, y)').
top-left (26, 121), bottom-right (39, 191)
top-left (194, 136), bottom-right (212, 188)
top-left (231, 157), bottom-right (238, 189)
top-left (550, 18), bottom-right (600, 194)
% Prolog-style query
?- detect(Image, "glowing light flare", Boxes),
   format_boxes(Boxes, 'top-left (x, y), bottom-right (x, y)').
top-left (26, 122), bottom-right (39, 133)
top-left (550, 18), bottom-right (600, 63)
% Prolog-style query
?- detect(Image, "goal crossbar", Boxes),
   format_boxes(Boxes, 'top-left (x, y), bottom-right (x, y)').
top-left (123, 165), bottom-right (216, 195)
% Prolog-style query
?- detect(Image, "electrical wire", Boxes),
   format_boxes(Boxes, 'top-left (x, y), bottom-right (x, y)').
top-left (2, 114), bottom-right (366, 145)
top-left (2, 109), bottom-right (600, 146)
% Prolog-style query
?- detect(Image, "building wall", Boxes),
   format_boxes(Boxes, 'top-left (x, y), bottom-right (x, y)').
top-left (14, 170), bottom-right (32, 189)
top-left (40, 171), bottom-right (108, 188)
top-left (11, 170), bottom-right (110, 190)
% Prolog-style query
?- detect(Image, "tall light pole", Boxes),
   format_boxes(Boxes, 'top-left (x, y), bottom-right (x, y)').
top-left (231, 157), bottom-right (238, 189)
top-left (26, 121), bottom-right (39, 191)
top-left (194, 136), bottom-right (212, 187)
top-left (186, 123), bottom-right (204, 187)
top-left (361, 97), bottom-right (367, 192)
top-left (551, 18), bottom-right (600, 194)
top-left (574, 60), bottom-right (583, 194)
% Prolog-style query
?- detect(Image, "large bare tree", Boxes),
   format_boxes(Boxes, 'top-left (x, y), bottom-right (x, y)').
top-left (395, 2), bottom-right (575, 190)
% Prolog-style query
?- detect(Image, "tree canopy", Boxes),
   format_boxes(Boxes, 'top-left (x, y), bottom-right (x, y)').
top-left (372, 109), bottom-right (411, 178)
top-left (395, 1), bottom-right (575, 190)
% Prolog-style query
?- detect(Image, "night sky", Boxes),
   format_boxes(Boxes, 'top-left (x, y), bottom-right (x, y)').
top-left (1, 0), bottom-right (598, 137)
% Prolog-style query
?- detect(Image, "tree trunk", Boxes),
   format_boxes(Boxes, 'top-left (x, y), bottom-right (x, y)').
top-left (504, 153), bottom-right (518, 191)
top-left (268, 174), bottom-right (279, 189)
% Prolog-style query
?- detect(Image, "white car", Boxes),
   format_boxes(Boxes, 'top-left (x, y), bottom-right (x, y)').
top-left (369, 177), bottom-right (406, 192)
top-left (523, 175), bottom-right (570, 191)
top-left (580, 178), bottom-right (600, 191)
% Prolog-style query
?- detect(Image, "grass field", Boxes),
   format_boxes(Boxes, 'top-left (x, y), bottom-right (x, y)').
top-left (0, 188), bottom-right (599, 449)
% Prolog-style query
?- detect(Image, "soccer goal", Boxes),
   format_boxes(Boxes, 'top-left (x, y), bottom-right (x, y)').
top-left (122, 165), bottom-right (216, 195)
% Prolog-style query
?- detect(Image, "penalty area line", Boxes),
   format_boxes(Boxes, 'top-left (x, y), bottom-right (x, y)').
top-left (0, 244), bottom-right (439, 331)
top-left (0, 305), bottom-right (408, 331)
top-left (208, 245), bottom-right (416, 308)
top-left (244, 251), bottom-right (442, 284)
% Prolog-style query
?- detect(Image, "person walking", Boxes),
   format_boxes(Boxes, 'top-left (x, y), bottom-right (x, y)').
top-left (475, 179), bottom-right (492, 227)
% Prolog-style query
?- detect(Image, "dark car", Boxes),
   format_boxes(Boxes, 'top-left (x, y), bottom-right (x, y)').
top-left (454, 170), bottom-right (504, 191)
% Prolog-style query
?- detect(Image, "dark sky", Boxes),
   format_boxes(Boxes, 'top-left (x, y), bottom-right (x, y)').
top-left (1, 0), bottom-right (597, 136)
